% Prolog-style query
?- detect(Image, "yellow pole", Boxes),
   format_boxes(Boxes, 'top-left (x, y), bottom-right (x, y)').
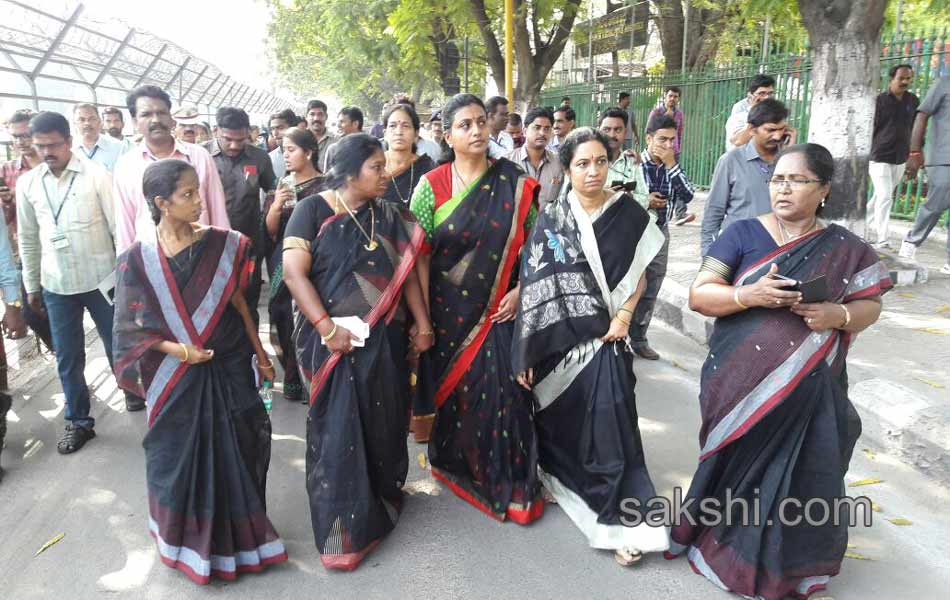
top-left (505, 0), bottom-right (514, 101)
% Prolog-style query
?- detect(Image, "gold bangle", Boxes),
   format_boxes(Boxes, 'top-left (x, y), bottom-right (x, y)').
top-left (840, 304), bottom-right (851, 328)
top-left (178, 342), bottom-right (189, 363)
top-left (414, 330), bottom-right (434, 337)
top-left (616, 315), bottom-right (631, 327)
top-left (257, 358), bottom-right (274, 369)
top-left (734, 287), bottom-right (749, 310)
top-left (321, 323), bottom-right (338, 343)
top-left (618, 307), bottom-right (634, 316)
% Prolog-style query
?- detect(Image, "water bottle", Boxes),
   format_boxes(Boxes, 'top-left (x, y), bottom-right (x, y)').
top-left (280, 175), bottom-right (297, 208)
top-left (261, 380), bottom-right (273, 413)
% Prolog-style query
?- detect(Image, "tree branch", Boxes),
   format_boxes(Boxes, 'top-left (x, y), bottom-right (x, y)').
top-left (467, 0), bottom-right (505, 91)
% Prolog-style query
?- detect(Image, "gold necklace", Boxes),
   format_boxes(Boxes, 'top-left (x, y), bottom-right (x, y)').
top-left (156, 225), bottom-right (196, 269)
top-left (334, 191), bottom-right (378, 251)
top-left (777, 215), bottom-right (818, 245)
top-left (390, 163), bottom-right (414, 205)
top-left (452, 160), bottom-right (486, 191)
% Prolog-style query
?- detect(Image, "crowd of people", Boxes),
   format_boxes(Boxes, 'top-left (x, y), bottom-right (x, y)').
top-left (6, 68), bottom-right (945, 599)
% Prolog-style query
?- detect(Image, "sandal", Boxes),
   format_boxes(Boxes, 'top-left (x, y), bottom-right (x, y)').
top-left (614, 547), bottom-right (643, 567)
top-left (57, 425), bottom-right (95, 455)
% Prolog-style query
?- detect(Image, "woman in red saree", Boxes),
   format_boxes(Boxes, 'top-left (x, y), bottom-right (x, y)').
top-left (282, 133), bottom-right (431, 570)
top-left (669, 144), bottom-right (892, 600)
top-left (410, 93), bottom-right (544, 524)
top-left (113, 160), bottom-right (286, 584)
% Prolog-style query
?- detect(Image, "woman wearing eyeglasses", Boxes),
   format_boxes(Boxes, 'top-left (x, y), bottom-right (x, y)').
top-left (668, 144), bottom-right (892, 600)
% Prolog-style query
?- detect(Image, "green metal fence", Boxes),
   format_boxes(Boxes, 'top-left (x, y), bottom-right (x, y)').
top-left (542, 28), bottom-right (950, 225)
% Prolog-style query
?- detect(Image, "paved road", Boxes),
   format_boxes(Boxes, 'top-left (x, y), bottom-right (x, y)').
top-left (1, 323), bottom-right (949, 599)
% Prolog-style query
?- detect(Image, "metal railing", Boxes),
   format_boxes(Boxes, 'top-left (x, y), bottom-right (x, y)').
top-left (542, 28), bottom-right (950, 226)
top-left (0, 1), bottom-right (296, 127)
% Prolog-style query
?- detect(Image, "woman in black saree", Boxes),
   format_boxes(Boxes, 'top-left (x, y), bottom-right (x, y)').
top-left (263, 127), bottom-right (325, 403)
top-left (282, 133), bottom-right (432, 570)
top-left (113, 160), bottom-right (285, 584)
top-left (668, 144), bottom-right (892, 599)
top-left (513, 128), bottom-right (669, 566)
top-left (381, 102), bottom-right (437, 442)
top-left (382, 102), bottom-right (436, 207)
top-left (409, 93), bottom-right (544, 524)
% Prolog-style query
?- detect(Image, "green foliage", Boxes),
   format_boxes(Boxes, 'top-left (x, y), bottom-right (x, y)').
top-left (268, 0), bottom-right (581, 108)
top-left (884, 0), bottom-right (950, 34)
top-left (267, 0), bottom-right (443, 108)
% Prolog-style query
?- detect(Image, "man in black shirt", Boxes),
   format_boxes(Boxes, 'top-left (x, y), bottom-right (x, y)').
top-left (867, 64), bottom-right (919, 248)
top-left (203, 106), bottom-right (277, 318)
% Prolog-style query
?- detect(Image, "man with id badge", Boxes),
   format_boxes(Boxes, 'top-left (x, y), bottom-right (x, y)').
top-left (16, 112), bottom-right (125, 455)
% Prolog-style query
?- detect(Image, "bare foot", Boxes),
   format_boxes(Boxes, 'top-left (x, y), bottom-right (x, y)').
top-left (614, 547), bottom-right (642, 566)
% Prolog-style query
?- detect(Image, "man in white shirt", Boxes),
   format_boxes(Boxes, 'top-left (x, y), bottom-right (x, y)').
top-left (724, 74), bottom-right (776, 151)
top-left (267, 108), bottom-right (297, 179)
top-left (548, 106), bottom-right (576, 153)
top-left (72, 104), bottom-right (127, 172)
top-left (16, 111), bottom-right (124, 454)
top-left (486, 96), bottom-right (514, 159)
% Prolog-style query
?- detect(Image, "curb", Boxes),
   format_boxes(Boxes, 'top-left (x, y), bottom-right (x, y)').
top-left (653, 276), bottom-right (950, 486)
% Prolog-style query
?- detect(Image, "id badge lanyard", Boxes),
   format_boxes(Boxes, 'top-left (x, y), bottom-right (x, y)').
top-left (42, 171), bottom-right (76, 249)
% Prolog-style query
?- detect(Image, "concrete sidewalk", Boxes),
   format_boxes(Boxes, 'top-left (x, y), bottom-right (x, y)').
top-left (654, 192), bottom-right (950, 485)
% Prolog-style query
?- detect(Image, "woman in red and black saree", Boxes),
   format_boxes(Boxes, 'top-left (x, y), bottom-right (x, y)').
top-left (282, 134), bottom-right (431, 570)
top-left (410, 93), bottom-right (544, 524)
top-left (263, 127), bottom-right (325, 403)
top-left (113, 160), bottom-right (286, 585)
top-left (669, 145), bottom-right (892, 600)
top-left (513, 129), bottom-right (669, 566)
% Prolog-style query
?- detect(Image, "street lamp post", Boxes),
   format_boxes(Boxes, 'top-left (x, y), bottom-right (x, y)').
top-left (505, 0), bottom-right (514, 101)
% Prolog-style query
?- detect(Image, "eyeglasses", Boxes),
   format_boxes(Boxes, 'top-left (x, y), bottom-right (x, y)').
top-left (768, 177), bottom-right (823, 189)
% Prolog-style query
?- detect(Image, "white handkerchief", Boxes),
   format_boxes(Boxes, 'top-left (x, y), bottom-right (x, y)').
top-left (322, 316), bottom-right (370, 347)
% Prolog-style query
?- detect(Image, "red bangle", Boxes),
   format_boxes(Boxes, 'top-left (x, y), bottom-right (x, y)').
top-left (312, 313), bottom-right (329, 327)
top-left (909, 150), bottom-right (923, 157)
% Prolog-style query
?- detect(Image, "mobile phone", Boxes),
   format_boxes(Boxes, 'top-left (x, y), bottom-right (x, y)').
top-left (610, 180), bottom-right (637, 192)
top-left (780, 134), bottom-right (791, 146)
top-left (770, 273), bottom-right (800, 290)
top-left (771, 273), bottom-right (829, 303)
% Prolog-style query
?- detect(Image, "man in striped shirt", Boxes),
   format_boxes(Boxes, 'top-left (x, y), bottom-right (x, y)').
top-left (630, 114), bottom-right (695, 360)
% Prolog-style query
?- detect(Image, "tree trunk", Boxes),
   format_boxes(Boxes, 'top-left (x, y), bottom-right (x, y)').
top-left (431, 17), bottom-right (461, 96)
top-left (799, 0), bottom-right (887, 226)
top-left (468, 0), bottom-right (581, 108)
top-left (651, 0), bottom-right (736, 72)
top-left (652, 0), bottom-right (685, 71)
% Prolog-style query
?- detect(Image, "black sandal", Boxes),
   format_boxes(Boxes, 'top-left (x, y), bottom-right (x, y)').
top-left (57, 425), bottom-right (95, 455)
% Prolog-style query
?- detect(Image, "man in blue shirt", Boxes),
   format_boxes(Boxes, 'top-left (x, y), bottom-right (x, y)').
top-left (71, 104), bottom-right (127, 172)
top-left (701, 100), bottom-right (793, 255)
top-left (0, 204), bottom-right (25, 482)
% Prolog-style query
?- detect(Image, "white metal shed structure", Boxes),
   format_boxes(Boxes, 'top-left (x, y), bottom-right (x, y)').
top-left (0, 0), bottom-right (292, 129)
